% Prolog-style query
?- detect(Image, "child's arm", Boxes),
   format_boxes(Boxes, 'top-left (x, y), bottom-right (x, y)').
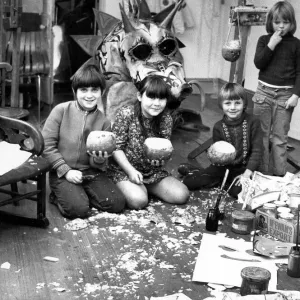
top-left (254, 35), bottom-right (274, 70)
top-left (113, 150), bottom-right (143, 185)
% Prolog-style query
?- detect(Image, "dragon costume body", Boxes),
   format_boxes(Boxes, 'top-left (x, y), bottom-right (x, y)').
top-left (61, 0), bottom-right (206, 127)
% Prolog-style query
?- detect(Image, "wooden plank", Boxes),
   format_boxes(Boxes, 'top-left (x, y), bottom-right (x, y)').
top-left (10, 27), bottom-right (21, 108)
top-left (30, 31), bottom-right (39, 75)
top-left (24, 32), bottom-right (31, 75)
top-left (34, 31), bottom-right (43, 74)
top-left (40, 30), bottom-right (50, 75)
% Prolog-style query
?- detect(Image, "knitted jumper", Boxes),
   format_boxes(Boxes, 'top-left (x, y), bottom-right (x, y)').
top-left (212, 112), bottom-right (263, 171)
top-left (42, 101), bottom-right (111, 177)
top-left (254, 33), bottom-right (300, 96)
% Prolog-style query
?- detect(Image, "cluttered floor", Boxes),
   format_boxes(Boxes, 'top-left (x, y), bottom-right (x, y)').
top-left (0, 90), bottom-right (300, 300)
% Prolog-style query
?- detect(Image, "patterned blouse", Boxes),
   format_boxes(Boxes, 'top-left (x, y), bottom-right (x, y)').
top-left (108, 105), bottom-right (173, 184)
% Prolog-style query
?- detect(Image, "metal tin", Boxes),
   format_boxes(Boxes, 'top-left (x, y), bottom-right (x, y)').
top-left (278, 212), bottom-right (294, 223)
top-left (287, 246), bottom-right (300, 278)
top-left (240, 266), bottom-right (271, 296)
top-left (231, 210), bottom-right (255, 235)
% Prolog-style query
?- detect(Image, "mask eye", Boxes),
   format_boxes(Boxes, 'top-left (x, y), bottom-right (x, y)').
top-left (158, 38), bottom-right (177, 56)
top-left (130, 44), bottom-right (153, 61)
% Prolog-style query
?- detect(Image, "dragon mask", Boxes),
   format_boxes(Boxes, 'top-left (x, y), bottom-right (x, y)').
top-left (71, 0), bottom-right (205, 122)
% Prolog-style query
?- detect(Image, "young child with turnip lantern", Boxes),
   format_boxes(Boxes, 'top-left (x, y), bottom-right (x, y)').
top-left (108, 75), bottom-right (190, 209)
top-left (253, 1), bottom-right (300, 176)
top-left (42, 64), bottom-right (125, 219)
top-left (181, 83), bottom-right (263, 198)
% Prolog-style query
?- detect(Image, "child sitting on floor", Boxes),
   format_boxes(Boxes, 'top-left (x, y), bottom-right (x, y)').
top-left (42, 64), bottom-right (126, 219)
top-left (107, 75), bottom-right (190, 209)
top-left (180, 82), bottom-right (263, 198)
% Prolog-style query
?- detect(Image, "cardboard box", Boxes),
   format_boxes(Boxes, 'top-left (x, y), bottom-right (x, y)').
top-left (255, 209), bottom-right (300, 243)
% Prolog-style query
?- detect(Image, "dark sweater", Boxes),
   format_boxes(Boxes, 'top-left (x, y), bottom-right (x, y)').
top-left (212, 113), bottom-right (263, 171)
top-left (254, 33), bottom-right (300, 97)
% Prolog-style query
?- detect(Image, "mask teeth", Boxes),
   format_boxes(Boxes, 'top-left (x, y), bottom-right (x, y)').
top-left (157, 62), bottom-right (166, 72)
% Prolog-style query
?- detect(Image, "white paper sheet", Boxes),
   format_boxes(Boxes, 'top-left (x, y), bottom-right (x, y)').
top-left (192, 233), bottom-right (287, 291)
top-left (0, 141), bottom-right (32, 176)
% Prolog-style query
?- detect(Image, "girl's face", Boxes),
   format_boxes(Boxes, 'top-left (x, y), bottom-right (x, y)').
top-left (76, 87), bottom-right (102, 111)
top-left (222, 98), bottom-right (244, 121)
top-left (273, 17), bottom-right (291, 36)
top-left (137, 92), bottom-right (167, 118)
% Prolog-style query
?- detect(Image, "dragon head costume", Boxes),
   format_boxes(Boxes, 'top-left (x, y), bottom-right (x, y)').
top-left (71, 0), bottom-right (205, 122)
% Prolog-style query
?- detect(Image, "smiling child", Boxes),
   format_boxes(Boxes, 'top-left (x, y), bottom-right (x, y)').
top-left (182, 82), bottom-right (263, 198)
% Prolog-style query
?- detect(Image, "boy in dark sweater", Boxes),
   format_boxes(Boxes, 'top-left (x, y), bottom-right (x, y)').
top-left (181, 83), bottom-right (263, 198)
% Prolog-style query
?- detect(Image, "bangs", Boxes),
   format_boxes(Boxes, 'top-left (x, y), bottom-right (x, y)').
top-left (273, 9), bottom-right (291, 22)
top-left (72, 64), bottom-right (106, 92)
top-left (222, 89), bottom-right (243, 100)
top-left (75, 72), bottom-right (103, 88)
top-left (144, 77), bottom-right (169, 99)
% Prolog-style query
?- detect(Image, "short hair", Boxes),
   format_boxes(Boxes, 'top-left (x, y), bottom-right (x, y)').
top-left (218, 82), bottom-right (247, 110)
top-left (265, 1), bottom-right (297, 35)
top-left (71, 64), bottom-right (106, 93)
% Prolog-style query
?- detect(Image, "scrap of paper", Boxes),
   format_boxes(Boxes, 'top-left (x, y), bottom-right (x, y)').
top-left (192, 233), bottom-right (286, 291)
top-left (0, 141), bottom-right (32, 175)
top-left (150, 293), bottom-right (192, 300)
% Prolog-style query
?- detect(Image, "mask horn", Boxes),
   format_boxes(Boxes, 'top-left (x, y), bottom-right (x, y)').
top-left (159, 0), bottom-right (183, 30)
top-left (138, 0), bottom-right (152, 20)
top-left (152, 3), bottom-right (175, 24)
top-left (119, 3), bottom-right (135, 33)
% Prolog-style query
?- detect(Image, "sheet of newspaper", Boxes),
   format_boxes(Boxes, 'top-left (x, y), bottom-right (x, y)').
top-left (238, 171), bottom-right (300, 210)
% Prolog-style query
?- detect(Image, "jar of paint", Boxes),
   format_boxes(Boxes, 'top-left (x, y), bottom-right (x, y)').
top-left (231, 210), bottom-right (255, 235)
top-left (240, 266), bottom-right (271, 296)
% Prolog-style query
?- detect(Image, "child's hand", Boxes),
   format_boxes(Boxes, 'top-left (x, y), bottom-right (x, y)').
top-left (234, 170), bottom-right (253, 186)
top-left (87, 150), bottom-right (109, 164)
top-left (146, 159), bottom-right (165, 166)
top-left (285, 94), bottom-right (299, 109)
top-left (65, 170), bottom-right (83, 184)
top-left (128, 169), bottom-right (143, 185)
top-left (268, 30), bottom-right (282, 50)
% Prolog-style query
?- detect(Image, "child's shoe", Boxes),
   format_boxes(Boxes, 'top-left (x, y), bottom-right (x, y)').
top-left (178, 163), bottom-right (201, 176)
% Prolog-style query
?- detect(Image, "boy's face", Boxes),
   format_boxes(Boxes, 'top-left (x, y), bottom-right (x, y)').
top-left (76, 87), bottom-right (101, 111)
top-left (222, 98), bottom-right (244, 121)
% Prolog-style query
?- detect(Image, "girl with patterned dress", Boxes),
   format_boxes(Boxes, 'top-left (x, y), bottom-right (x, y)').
top-left (108, 75), bottom-right (189, 209)
top-left (182, 83), bottom-right (263, 198)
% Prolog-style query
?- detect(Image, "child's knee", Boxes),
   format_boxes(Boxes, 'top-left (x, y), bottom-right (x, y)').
top-left (173, 186), bottom-right (190, 204)
top-left (126, 195), bottom-right (148, 210)
top-left (60, 201), bottom-right (90, 219)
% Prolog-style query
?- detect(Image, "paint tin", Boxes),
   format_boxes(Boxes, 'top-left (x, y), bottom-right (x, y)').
top-left (278, 212), bottom-right (294, 224)
top-left (231, 210), bottom-right (255, 235)
top-left (240, 266), bottom-right (271, 296)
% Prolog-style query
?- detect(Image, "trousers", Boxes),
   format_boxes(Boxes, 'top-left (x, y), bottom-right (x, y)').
top-left (49, 169), bottom-right (126, 219)
top-left (252, 82), bottom-right (294, 176)
top-left (183, 164), bottom-right (246, 198)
